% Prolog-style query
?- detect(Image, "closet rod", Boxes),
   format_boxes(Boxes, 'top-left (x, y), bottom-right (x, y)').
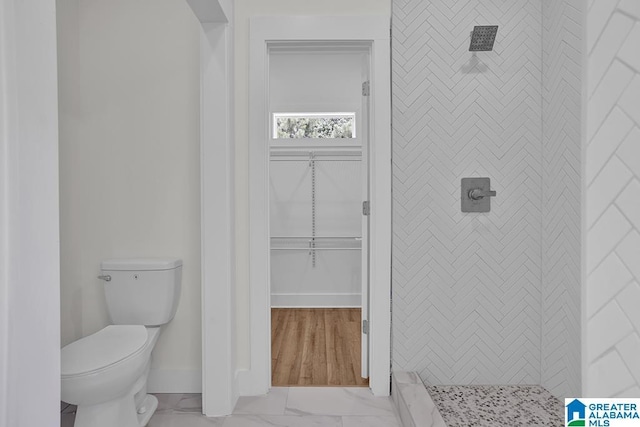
top-left (271, 236), bottom-right (361, 239)
top-left (270, 158), bottom-right (361, 162)
top-left (270, 247), bottom-right (361, 251)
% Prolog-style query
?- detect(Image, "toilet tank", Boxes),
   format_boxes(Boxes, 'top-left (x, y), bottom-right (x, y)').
top-left (101, 258), bottom-right (182, 326)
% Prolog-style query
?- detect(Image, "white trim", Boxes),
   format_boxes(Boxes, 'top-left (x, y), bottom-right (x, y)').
top-left (367, 27), bottom-right (392, 397)
top-left (246, 20), bottom-right (271, 396)
top-left (0, 0), bottom-right (10, 421)
top-left (0, 0), bottom-right (60, 424)
top-left (271, 293), bottom-right (361, 307)
top-left (148, 369), bottom-right (203, 393)
top-left (188, 0), bottom-right (238, 416)
top-left (185, 0), bottom-right (226, 23)
top-left (249, 16), bottom-right (391, 397)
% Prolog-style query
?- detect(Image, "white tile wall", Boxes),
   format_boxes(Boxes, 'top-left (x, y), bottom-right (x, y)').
top-left (588, 351), bottom-right (636, 397)
top-left (588, 61), bottom-right (634, 140)
top-left (588, 13), bottom-right (634, 96)
top-left (586, 108), bottom-right (633, 184)
top-left (587, 254), bottom-right (632, 317)
top-left (619, 0), bottom-right (640, 19)
top-left (587, 301), bottom-right (633, 361)
top-left (392, 0), bottom-right (582, 397)
top-left (541, 0), bottom-right (583, 398)
top-left (586, 0), bottom-right (640, 398)
top-left (587, 207), bottom-right (631, 269)
top-left (586, 157), bottom-right (632, 226)
top-left (392, 0), bottom-right (544, 387)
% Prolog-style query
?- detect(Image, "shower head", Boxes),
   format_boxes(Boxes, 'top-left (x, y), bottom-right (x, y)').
top-left (469, 25), bottom-right (498, 51)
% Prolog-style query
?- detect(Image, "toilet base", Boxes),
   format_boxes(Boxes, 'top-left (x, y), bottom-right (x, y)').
top-left (136, 394), bottom-right (158, 427)
top-left (73, 393), bottom-right (158, 427)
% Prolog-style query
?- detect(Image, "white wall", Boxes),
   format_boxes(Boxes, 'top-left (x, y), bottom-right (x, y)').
top-left (585, 0), bottom-right (640, 398)
top-left (57, 0), bottom-right (203, 391)
top-left (0, 0), bottom-right (60, 425)
top-left (541, 0), bottom-right (583, 398)
top-left (392, 0), bottom-right (545, 387)
top-left (234, 0), bottom-right (390, 369)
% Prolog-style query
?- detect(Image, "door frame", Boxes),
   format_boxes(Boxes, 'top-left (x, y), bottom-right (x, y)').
top-left (188, 0), bottom-right (237, 417)
top-left (246, 15), bottom-right (391, 396)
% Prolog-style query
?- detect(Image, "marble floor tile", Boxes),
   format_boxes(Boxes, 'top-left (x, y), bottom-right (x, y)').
top-left (233, 387), bottom-right (289, 415)
top-left (155, 393), bottom-right (203, 414)
top-left (285, 387), bottom-right (395, 416)
top-left (62, 388), bottom-right (402, 427)
top-left (341, 415), bottom-right (401, 427)
top-left (396, 382), bottom-right (446, 427)
top-left (222, 415), bottom-right (342, 427)
top-left (148, 412), bottom-right (225, 427)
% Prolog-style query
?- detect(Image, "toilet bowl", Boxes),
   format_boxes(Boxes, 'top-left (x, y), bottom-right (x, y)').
top-left (61, 326), bottom-right (162, 427)
top-left (61, 258), bottom-right (182, 427)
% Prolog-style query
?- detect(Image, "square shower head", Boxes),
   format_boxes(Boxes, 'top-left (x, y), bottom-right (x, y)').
top-left (469, 25), bottom-right (498, 51)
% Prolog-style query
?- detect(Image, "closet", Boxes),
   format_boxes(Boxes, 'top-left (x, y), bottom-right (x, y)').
top-left (268, 44), bottom-right (370, 386)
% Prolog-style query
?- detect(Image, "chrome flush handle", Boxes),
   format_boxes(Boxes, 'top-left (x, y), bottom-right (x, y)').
top-left (468, 188), bottom-right (497, 200)
top-left (97, 275), bottom-right (111, 282)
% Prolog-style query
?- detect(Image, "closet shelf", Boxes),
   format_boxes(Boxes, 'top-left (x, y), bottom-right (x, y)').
top-left (271, 236), bottom-right (362, 251)
top-left (271, 236), bottom-right (361, 239)
top-left (271, 248), bottom-right (361, 251)
top-left (270, 146), bottom-right (362, 161)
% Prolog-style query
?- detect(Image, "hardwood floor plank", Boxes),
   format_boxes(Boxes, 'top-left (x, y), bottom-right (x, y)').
top-left (311, 309), bottom-right (328, 385)
top-left (271, 308), bottom-right (368, 387)
top-left (288, 309), bottom-right (306, 384)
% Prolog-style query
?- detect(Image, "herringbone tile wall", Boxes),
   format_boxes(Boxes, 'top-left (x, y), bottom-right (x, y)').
top-left (392, 0), bottom-right (543, 387)
top-left (541, 0), bottom-right (583, 399)
top-left (392, 0), bottom-right (582, 397)
top-left (585, 0), bottom-right (640, 398)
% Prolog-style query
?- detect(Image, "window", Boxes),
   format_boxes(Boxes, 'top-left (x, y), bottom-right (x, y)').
top-left (273, 112), bottom-right (356, 139)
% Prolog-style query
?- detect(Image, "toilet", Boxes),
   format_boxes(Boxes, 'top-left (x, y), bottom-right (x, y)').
top-left (61, 258), bottom-right (182, 427)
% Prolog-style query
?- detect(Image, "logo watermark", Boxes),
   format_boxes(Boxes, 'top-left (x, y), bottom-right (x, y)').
top-left (565, 399), bottom-right (640, 427)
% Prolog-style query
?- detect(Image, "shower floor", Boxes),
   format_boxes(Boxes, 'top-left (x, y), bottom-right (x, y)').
top-left (427, 385), bottom-right (564, 426)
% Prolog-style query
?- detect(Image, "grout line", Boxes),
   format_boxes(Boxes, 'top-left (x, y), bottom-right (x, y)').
top-left (586, 122), bottom-right (634, 187)
top-left (586, 61), bottom-right (635, 142)
top-left (586, 174), bottom-right (634, 233)
top-left (615, 382), bottom-right (640, 398)
top-left (586, 277), bottom-right (635, 321)
top-left (539, 0), bottom-right (545, 390)
top-left (586, 0), bottom-right (623, 57)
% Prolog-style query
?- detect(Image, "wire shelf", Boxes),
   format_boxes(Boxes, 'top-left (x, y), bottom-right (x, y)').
top-left (271, 236), bottom-right (362, 251)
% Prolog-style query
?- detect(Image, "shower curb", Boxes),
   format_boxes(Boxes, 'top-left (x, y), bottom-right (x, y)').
top-left (391, 371), bottom-right (448, 427)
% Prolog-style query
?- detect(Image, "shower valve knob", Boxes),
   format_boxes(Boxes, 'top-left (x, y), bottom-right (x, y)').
top-left (468, 188), bottom-right (496, 200)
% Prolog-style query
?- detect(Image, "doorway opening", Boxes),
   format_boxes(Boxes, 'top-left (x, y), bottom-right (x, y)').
top-left (247, 16), bottom-right (390, 397)
top-left (268, 44), bottom-right (371, 387)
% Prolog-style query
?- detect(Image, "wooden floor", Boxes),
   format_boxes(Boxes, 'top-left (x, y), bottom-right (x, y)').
top-left (271, 308), bottom-right (368, 387)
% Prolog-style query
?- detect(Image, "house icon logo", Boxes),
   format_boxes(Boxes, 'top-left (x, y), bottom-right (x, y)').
top-left (566, 399), bottom-right (586, 426)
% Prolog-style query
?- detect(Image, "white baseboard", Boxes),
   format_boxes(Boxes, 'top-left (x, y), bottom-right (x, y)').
top-left (270, 293), bottom-right (361, 307)
top-left (148, 368), bottom-right (202, 393)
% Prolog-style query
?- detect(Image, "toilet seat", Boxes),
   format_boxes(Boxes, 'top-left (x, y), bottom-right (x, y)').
top-left (62, 325), bottom-right (148, 378)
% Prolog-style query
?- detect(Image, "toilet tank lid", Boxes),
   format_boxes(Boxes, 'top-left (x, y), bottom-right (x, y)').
top-left (101, 258), bottom-right (182, 271)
